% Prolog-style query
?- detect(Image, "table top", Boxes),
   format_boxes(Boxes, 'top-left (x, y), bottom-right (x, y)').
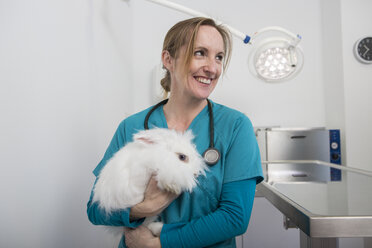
top-left (257, 160), bottom-right (372, 238)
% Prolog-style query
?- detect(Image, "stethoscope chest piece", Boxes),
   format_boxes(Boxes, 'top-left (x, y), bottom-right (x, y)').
top-left (203, 147), bottom-right (220, 166)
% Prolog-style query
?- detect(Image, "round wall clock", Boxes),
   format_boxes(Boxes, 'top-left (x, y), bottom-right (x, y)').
top-left (354, 36), bottom-right (372, 64)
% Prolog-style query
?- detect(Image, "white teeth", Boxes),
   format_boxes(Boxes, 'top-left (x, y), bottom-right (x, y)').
top-left (196, 77), bottom-right (211, 85)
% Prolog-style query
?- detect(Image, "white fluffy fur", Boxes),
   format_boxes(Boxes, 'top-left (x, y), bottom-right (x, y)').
top-left (92, 128), bottom-right (207, 239)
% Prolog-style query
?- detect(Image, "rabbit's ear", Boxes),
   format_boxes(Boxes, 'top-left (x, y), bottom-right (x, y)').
top-left (136, 137), bottom-right (155, 144)
top-left (133, 130), bottom-right (156, 144)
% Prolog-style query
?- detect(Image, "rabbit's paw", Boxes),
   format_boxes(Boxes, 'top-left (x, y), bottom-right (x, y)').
top-left (147, 221), bottom-right (163, 237)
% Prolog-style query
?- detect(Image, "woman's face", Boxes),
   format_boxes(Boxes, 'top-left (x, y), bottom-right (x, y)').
top-left (168, 25), bottom-right (225, 102)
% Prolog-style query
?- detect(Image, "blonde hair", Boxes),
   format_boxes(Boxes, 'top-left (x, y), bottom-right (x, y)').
top-left (161, 17), bottom-right (232, 97)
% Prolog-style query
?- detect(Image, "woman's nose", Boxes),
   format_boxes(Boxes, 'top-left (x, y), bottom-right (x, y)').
top-left (203, 57), bottom-right (219, 75)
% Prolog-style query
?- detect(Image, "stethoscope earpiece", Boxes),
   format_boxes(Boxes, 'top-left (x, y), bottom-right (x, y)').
top-left (144, 98), bottom-right (220, 166)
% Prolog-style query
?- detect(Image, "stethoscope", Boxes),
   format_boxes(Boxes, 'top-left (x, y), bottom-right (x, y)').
top-left (144, 98), bottom-right (220, 166)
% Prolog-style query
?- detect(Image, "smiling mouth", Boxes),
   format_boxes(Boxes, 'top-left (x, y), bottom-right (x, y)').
top-left (195, 76), bottom-right (211, 85)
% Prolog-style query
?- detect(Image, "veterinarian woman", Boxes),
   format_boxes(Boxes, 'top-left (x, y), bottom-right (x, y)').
top-left (87, 17), bottom-right (263, 248)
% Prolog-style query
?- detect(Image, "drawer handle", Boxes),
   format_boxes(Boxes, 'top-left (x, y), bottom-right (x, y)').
top-left (292, 174), bottom-right (308, 177)
top-left (290, 135), bottom-right (306, 139)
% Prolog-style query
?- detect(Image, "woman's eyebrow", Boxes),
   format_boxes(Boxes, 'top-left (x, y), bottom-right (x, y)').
top-left (194, 46), bottom-right (207, 51)
top-left (195, 46), bottom-right (225, 55)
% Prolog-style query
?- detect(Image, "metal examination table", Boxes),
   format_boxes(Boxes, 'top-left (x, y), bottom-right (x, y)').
top-left (256, 160), bottom-right (372, 248)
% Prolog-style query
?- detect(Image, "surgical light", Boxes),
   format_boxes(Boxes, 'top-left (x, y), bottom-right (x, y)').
top-left (144, 0), bottom-right (303, 82)
top-left (256, 48), bottom-right (291, 80)
top-left (248, 27), bottom-right (303, 82)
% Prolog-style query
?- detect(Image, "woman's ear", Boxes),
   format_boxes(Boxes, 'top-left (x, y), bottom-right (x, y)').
top-left (162, 50), bottom-right (173, 72)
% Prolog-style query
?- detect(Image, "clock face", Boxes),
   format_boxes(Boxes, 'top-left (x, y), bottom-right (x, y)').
top-left (355, 37), bottom-right (372, 63)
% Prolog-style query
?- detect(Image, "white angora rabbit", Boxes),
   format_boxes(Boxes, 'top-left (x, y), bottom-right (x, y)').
top-left (93, 128), bottom-right (207, 238)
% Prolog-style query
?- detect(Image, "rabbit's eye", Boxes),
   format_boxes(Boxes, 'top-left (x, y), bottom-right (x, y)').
top-left (177, 153), bottom-right (189, 163)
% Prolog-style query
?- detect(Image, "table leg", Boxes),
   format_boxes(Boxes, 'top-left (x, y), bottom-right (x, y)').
top-left (300, 230), bottom-right (338, 248)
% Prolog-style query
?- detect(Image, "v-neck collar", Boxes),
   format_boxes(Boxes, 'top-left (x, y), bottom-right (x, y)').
top-left (157, 100), bottom-right (211, 131)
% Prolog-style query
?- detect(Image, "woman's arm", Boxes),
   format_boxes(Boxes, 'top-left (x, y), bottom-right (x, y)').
top-left (87, 176), bottom-right (178, 228)
top-left (87, 178), bottom-right (144, 228)
top-left (160, 178), bottom-right (257, 248)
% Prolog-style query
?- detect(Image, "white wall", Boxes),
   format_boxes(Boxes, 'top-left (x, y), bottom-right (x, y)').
top-left (339, 1), bottom-right (372, 246)
top-left (0, 0), bottom-right (371, 247)
top-left (340, 0), bottom-right (372, 171)
top-left (0, 0), bottom-right (133, 247)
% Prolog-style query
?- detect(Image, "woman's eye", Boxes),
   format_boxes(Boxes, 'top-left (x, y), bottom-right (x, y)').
top-left (216, 55), bottom-right (224, 61)
top-left (194, 50), bottom-right (204, 56)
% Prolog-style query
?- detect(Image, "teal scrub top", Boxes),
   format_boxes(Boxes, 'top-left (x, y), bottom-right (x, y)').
top-left (90, 100), bottom-right (263, 247)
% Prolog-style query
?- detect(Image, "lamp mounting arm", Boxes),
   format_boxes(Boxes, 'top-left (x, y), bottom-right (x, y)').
top-left (251, 26), bottom-right (302, 47)
top-left (145, 0), bottom-right (251, 43)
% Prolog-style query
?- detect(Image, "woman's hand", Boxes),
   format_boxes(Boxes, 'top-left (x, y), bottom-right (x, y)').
top-left (124, 226), bottom-right (161, 248)
top-left (130, 176), bottom-right (178, 220)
